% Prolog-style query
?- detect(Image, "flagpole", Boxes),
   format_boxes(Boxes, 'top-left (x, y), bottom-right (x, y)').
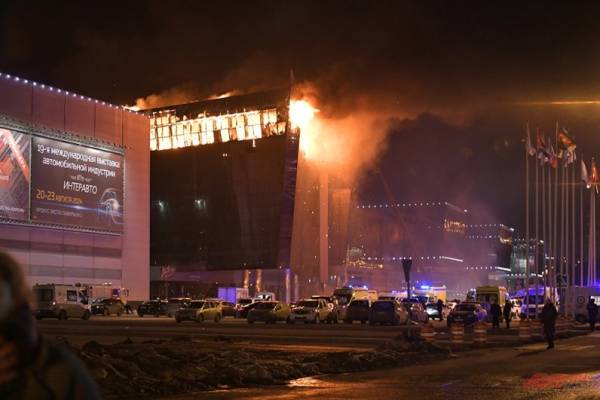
top-left (589, 186), bottom-right (595, 286)
top-left (535, 137), bottom-right (540, 317)
top-left (560, 156), bottom-right (564, 307)
top-left (552, 121), bottom-right (560, 303)
top-left (580, 158), bottom-right (584, 286)
top-left (548, 158), bottom-right (553, 294)
top-left (564, 159), bottom-right (569, 308)
top-left (588, 188), bottom-right (592, 285)
top-left (594, 186), bottom-right (597, 285)
top-left (565, 161), bottom-right (573, 315)
top-left (571, 158), bottom-right (576, 288)
top-left (525, 124), bottom-right (530, 313)
top-left (568, 160), bottom-right (577, 317)
top-left (542, 155), bottom-right (547, 301)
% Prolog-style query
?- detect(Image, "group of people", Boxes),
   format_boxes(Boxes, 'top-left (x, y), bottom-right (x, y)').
top-left (488, 298), bottom-right (561, 349)
top-left (489, 300), bottom-right (513, 329)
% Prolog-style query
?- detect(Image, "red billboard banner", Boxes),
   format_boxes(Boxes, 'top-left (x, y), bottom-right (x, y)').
top-left (0, 128), bottom-right (30, 221)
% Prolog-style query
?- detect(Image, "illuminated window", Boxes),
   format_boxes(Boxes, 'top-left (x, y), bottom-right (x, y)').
top-left (191, 121), bottom-right (200, 145)
top-left (151, 105), bottom-right (288, 150)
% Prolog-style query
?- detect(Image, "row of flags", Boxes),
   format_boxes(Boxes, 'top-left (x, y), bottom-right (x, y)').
top-left (526, 126), bottom-right (598, 190)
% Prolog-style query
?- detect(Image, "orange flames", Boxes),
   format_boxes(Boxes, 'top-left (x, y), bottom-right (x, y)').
top-left (289, 100), bottom-right (317, 130)
top-left (289, 99), bottom-right (319, 159)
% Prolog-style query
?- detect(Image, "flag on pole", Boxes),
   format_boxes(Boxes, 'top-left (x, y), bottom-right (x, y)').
top-left (582, 159), bottom-right (591, 189)
top-left (536, 130), bottom-right (550, 163)
top-left (526, 125), bottom-right (536, 157)
top-left (548, 142), bottom-right (558, 169)
top-left (558, 127), bottom-right (577, 164)
top-left (591, 159), bottom-right (599, 193)
top-left (559, 128), bottom-right (576, 151)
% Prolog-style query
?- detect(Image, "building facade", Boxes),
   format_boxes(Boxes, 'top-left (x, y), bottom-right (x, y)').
top-left (0, 72), bottom-right (150, 300)
top-left (147, 89), bottom-right (299, 299)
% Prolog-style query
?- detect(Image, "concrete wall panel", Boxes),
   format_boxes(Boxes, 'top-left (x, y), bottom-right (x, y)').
top-left (32, 86), bottom-right (65, 131)
top-left (65, 96), bottom-right (94, 139)
top-left (95, 106), bottom-right (122, 145)
top-left (0, 78), bottom-right (32, 122)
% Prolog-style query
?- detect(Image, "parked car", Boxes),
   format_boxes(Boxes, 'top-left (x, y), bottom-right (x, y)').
top-left (401, 299), bottom-right (429, 323)
top-left (91, 298), bottom-right (125, 316)
top-left (311, 295), bottom-right (340, 323)
top-left (247, 301), bottom-right (291, 324)
top-left (288, 299), bottom-right (331, 324)
top-left (425, 303), bottom-right (449, 320)
top-left (344, 299), bottom-right (371, 324)
top-left (203, 298), bottom-right (234, 317)
top-left (447, 302), bottom-right (483, 327)
top-left (137, 300), bottom-right (168, 317)
top-left (166, 297), bottom-right (191, 317)
top-left (235, 298), bottom-right (254, 317)
top-left (237, 301), bottom-right (262, 318)
top-left (369, 300), bottom-right (409, 325)
top-left (218, 301), bottom-right (236, 317)
top-left (175, 300), bottom-right (222, 323)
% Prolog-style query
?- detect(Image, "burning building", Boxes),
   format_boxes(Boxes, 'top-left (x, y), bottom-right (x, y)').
top-left (147, 89), bottom-right (300, 299)
top-left (144, 85), bottom-right (512, 301)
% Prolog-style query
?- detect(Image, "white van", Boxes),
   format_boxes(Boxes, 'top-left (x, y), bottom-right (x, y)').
top-left (254, 291), bottom-right (276, 301)
top-left (567, 287), bottom-right (600, 323)
top-left (33, 284), bottom-right (91, 320)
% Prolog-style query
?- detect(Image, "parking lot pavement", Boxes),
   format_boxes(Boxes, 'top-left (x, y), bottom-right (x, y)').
top-left (188, 331), bottom-right (600, 400)
top-left (38, 316), bottom-right (590, 350)
top-left (37, 316), bottom-right (411, 349)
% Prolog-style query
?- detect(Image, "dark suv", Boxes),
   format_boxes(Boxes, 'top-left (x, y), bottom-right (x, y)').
top-left (91, 298), bottom-right (125, 316)
top-left (344, 299), bottom-right (371, 324)
top-left (137, 300), bottom-right (168, 317)
top-left (447, 303), bottom-right (480, 327)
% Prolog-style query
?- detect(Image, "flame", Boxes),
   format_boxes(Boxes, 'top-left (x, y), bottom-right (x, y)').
top-left (209, 90), bottom-right (241, 100)
top-left (123, 105), bottom-right (141, 112)
top-left (290, 100), bottom-right (319, 159)
top-left (289, 100), bottom-right (317, 130)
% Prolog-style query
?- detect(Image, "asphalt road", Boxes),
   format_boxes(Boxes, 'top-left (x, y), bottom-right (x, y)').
top-left (179, 331), bottom-right (600, 400)
top-left (37, 315), bottom-right (421, 350)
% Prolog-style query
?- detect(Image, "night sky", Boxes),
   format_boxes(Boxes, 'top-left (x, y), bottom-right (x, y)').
top-left (2, 1), bottom-right (600, 232)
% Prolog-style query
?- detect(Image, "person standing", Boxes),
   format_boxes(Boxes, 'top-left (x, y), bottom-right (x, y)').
top-left (541, 298), bottom-right (558, 349)
top-left (0, 251), bottom-right (101, 399)
top-left (490, 300), bottom-right (501, 329)
top-left (586, 298), bottom-right (598, 332)
top-left (436, 299), bottom-right (444, 321)
top-left (503, 300), bottom-right (512, 329)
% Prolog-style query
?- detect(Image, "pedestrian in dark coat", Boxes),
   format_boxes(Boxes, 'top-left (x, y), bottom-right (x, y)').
top-left (541, 299), bottom-right (558, 349)
top-left (436, 299), bottom-right (444, 321)
top-left (0, 251), bottom-right (101, 399)
top-left (587, 298), bottom-right (598, 332)
top-left (503, 301), bottom-right (512, 329)
top-left (490, 301), bottom-right (502, 329)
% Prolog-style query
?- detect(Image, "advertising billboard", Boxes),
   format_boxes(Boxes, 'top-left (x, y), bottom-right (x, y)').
top-left (0, 128), bottom-right (30, 221)
top-left (31, 136), bottom-right (124, 232)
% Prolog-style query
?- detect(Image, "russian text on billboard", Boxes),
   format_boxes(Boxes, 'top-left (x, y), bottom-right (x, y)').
top-left (31, 136), bottom-right (124, 232)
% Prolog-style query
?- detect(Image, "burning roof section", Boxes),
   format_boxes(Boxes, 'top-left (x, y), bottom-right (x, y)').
top-left (147, 88), bottom-right (291, 151)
